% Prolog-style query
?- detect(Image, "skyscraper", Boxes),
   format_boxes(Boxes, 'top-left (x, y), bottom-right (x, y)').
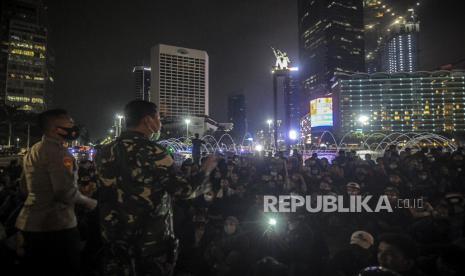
top-left (150, 44), bottom-right (208, 122)
top-left (298, 0), bottom-right (365, 97)
top-left (364, 1), bottom-right (421, 73)
top-left (227, 94), bottom-right (247, 140)
top-left (381, 18), bottom-right (419, 73)
top-left (0, 0), bottom-right (51, 112)
top-left (284, 69), bottom-right (300, 137)
top-left (133, 66), bottom-right (151, 101)
top-left (364, 0), bottom-right (387, 73)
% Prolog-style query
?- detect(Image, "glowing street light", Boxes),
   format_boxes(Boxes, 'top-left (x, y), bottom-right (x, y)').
top-left (255, 144), bottom-right (263, 151)
top-left (289, 129), bottom-right (298, 141)
top-left (266, 119), bottom-right (273, 134)
top-left (268, 218), bottom-right (277, 226)
top-left (267, 119), bottom-right (273, 128)
top-left (185, 118), bottom-right (191, 138)
top-left (115, 114), bottom-right (124, 136)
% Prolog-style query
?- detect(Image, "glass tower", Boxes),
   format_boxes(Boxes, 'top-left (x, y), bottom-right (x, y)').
top-left (298, 0), bottom-right (365, 97)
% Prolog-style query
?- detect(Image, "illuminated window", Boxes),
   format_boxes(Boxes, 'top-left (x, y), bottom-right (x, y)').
top-left (34, 44), bottom-right (46, 51)
top-left (31, 97), bottom-right (44, 104)
top-left (11, 49), bottom-right (34, 56)
top-left (7, 96), bottom-right (30, 102)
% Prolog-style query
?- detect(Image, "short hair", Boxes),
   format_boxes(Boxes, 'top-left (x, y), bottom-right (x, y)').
top-left (378, 233), bottom-right (418, 260)
top-left (124, 100), bottom-right (158, 128)
top-left (38, 109), bottom-right (68, 133)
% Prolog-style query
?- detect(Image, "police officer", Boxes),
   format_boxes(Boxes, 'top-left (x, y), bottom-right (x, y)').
top-left (15, 109), bottom-right (97, 275)
top-left (95, 100), bottom-right (217, 275)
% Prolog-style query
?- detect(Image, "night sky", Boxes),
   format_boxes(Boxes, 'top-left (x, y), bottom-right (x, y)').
top-left (44, 0), bottom-right (464, 139)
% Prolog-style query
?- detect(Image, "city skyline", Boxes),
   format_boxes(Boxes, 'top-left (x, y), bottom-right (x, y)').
top-left (42, 0), bottom-right (465, 139)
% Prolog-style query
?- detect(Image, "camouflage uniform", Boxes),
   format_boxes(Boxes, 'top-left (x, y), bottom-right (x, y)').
top-left (95, 131), bottom-right (208, 275)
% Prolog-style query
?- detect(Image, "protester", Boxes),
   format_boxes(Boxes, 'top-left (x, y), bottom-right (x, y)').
top-left (331, 231), bottom-right (375, 276)
top-left (2, 111), bottom-right (465, 275)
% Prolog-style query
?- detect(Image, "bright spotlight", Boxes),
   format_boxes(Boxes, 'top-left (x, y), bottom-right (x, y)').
top-left (289, 130), bottom-right (298, 140)
top-left (255, 144), bottom-right (263, 151)
top-left (266, 119), bottom-right (273, 125)
top-left (184, 118), bottom-right (191, 124)
top-left (268, 218), bottom-right (277, 226)
top-left (358, 115), bottom-right (369, 125)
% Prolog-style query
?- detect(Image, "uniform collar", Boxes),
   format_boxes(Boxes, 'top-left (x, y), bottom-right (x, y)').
top-left (119, 130), bottom-right (148, 140)
top-left (42, 135), bottom-right (64, 145)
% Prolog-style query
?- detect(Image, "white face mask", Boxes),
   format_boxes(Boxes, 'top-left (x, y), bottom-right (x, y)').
top-left (204, 194), bottom-right (214, 202)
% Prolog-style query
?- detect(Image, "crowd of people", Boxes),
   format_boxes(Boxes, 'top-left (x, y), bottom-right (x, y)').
top-left (1, 144), bottom-right (464, 275)
top-left (1, 101), bottom-right (465, 276)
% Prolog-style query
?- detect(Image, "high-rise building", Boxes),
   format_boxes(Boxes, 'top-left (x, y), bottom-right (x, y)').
top-left (284, 69), bottom-right (301, 136)
top-left (0, 0), bottom-right (51, 112)
top-left (364, 1), bottom-right (421, 73)
top-left (150, 44), bottom-right (208, 121)
top-left (333, 71), bottom-right (465, 133)
top-left (298, 0), bottom-right (365, 97)
top-left (133, 66), bottom-right (151, 101)
top-left (363, 0), bottom-right (388, 73)
top-left (381, 19), bottom-right (419, 73)
top-left (227, 94), bottom-right (247, 140)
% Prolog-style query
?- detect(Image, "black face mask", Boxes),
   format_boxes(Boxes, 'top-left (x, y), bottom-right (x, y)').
top-left (57, 126), bottom-right (80, 140)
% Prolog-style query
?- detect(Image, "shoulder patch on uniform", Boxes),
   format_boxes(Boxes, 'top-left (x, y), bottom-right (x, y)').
top-left (63, 156), bottom-right (74, 172)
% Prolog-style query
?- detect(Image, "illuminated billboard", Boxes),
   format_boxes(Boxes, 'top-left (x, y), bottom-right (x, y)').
top-left (310, 98), bottom-right (333, 127)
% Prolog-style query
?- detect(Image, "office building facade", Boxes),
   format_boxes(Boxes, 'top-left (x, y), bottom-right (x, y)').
top-left (150, 44), bottom-right (208, 121)
top-left (298, 0), bottom-right (365, 97)
top-left (0, 0), bottom-right (51, 112)
top-left (364, 1), bottom-right (421, 74)
top-left (381, 20), bottom-right (419, 73)
top-left (363, 0), bottom-right (388, 73)
top-left (227, 94), bottom-right (247, 140)
top-left (333, 71), bottom-right (465, 133)
top-left (284, 69), bottom-right (301, 137)
top-left (133, 66), bottom-right (151, 101)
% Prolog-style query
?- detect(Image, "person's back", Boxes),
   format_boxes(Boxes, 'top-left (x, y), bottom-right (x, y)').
top-left (16, 137), bottom-right (78, 231)
top-left (15, 109), bottom-right (96, 276)
top-left (97, 130), bottom-right (177, 244)
top-left (191, 133), bottom-right (204, 165)
top-left (95, 100), bottom-right (216, 275)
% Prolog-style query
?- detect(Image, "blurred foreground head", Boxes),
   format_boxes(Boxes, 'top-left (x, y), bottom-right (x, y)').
top-left (250, 256), bottom-right (287, 276)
